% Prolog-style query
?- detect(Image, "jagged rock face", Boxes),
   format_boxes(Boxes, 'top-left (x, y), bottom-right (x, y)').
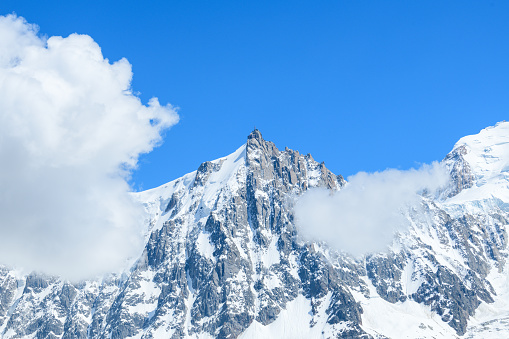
top-left (443, 145), bottom-right (475, 197)
top-left (0, 125), bottom-right (508, 338)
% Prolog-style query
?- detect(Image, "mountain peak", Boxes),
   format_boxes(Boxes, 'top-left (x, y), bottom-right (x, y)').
top-left (248, 128), bottom-right (263, 141)
top-left (246, 128), bottom-right (280, 163)
top-left (445, 121), bottom-right (509, 204)
top-left (453, 121), bottom-right (509, 180)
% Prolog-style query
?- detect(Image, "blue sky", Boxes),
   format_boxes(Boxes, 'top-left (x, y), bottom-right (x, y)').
top-left (2, 1), bottom-right (508, 190)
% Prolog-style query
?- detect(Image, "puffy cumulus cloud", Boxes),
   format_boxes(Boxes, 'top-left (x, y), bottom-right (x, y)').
top-left (0, 14), bottom-right (179, 280)
top-left (295, 163), bottom-right (449, 257)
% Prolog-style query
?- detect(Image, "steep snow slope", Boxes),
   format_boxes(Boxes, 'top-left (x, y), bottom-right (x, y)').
top-left (137, 143), bottom-right (247, 235)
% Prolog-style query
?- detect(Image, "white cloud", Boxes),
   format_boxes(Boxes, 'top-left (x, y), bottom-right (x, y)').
top-left (294, 163), bottom-right (449, 257)
top-left (0, 14), bottom-right (179, 280)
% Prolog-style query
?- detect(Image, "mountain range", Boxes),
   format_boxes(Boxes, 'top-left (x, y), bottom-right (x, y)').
top-left (1, 122), bottom-right (509, 338)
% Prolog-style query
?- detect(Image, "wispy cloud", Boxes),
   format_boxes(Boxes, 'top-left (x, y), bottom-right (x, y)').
top-left (295, 163), bottom-right (449, 257)
top-left (0, 14), bottom-right (179, 280)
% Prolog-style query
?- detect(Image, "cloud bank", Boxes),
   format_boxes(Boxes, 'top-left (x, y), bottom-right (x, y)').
top-left (0, 15), bottom-right (179, 280)
top-left (295, 163), bottom-right (449, 257)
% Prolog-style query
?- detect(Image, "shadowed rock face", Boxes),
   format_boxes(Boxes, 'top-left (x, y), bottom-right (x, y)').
top-left (443, 145), bottom-right (475, 198)
top-left (0, 129), bottom-right (507, 338)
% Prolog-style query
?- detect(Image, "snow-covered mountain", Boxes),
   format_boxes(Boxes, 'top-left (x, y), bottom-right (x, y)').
top-left (0, 123), bottom-right (509, 338)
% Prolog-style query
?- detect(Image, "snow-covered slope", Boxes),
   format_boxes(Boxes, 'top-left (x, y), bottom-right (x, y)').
top-left (446, 121), bottom-right (509, 205)
top-left (0, 124), bottom-right (508, 338)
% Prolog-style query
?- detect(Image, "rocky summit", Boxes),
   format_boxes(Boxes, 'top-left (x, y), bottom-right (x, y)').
top-left (1, 123), bottom-right (509, 338)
